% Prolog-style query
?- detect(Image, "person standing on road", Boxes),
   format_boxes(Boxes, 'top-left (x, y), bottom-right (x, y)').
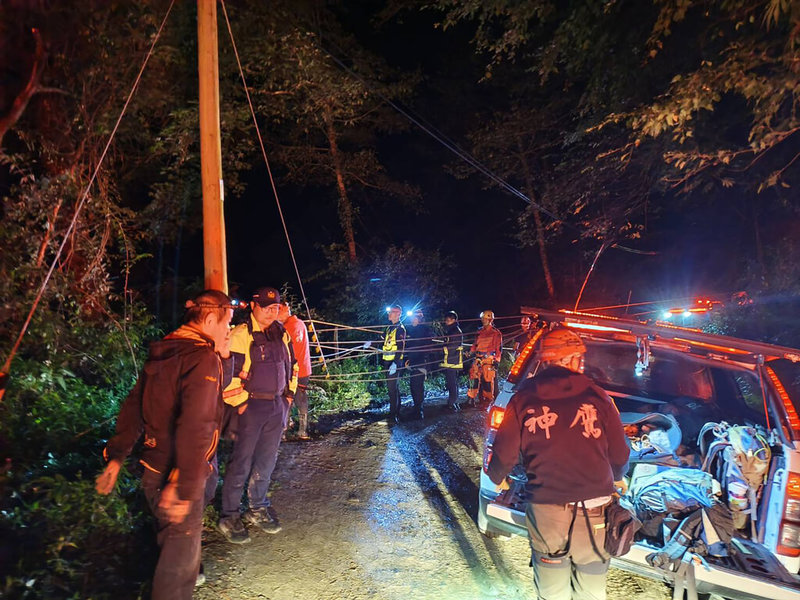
top-left (95, 290), bottom-right (236, 600)
top-left (405, 308), bottom-right (433, 419)
top-left (439, 310), bottom-right (464, 411)
top-left (513, 315), bottom-right (536, 357)
top-left (486, 328), bottom-right (630, 600)
top-left (382, 304), bottom-right (406, 424)
top-left (278, 303), bottom-right (312, 439)
top-left (467, 310), bottom-right (502, 407)
top-left (217, 286), bottom-right (298, 544)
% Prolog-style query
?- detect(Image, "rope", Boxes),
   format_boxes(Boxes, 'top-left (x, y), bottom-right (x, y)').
top-left (0, 0), bottom-right (177, 402)
top-left (219, 0), bottom-right (330, 375)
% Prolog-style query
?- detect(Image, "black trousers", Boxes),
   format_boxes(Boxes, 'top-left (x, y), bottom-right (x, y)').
top-left (385, 365), bottom-right (401, 415)
top-left (444, 368), bottom-right (459, 406)
top-left (142, 469), bottom-right (204, 600)
top-left (409, 367), bottom-right (425, 409)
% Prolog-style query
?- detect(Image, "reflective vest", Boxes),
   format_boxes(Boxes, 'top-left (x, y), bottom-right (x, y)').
top-left (382, 323), bottom-right (405, 362)
top-left (223, 315), bottom-right (298, 407)
top-left (441, 345), bottom-right (463, 369)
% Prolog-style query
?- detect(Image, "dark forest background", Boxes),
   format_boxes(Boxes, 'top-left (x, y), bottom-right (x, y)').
top-left (2, 1), bottom-right (800, 597)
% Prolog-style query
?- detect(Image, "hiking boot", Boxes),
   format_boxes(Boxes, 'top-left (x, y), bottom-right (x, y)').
top-left (218, 515), bottom-right (251, 544)
top-left (243, 506), bottom-right (282, 534)
top-left (195, 564), bottom-right (206, 587)
top-left (298, 414), bottom-right (309, 439)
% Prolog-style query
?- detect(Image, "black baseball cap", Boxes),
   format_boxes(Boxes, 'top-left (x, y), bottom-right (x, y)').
top-left (252, 286), bottom-right (281, 307)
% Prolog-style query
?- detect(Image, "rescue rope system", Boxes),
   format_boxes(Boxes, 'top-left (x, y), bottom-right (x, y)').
top-left (0, 0), bottom-right (655, 400)
top-left (219, 0), bottom-right (329, 376)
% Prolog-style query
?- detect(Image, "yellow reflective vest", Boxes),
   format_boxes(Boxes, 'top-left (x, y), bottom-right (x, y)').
top-left (382, 322), bottom-right (406, 363)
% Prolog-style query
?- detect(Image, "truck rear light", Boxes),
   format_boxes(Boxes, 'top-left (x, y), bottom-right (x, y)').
top-left (483, 448), bottom-right (493, 473)
top-left (777, 472), bottom-right (800, 557)
top-left (778, 523), bottom-right (800, 556)
top-left (508, 329), bottom-right (544, 383)
top-left (765, 366), bottom-right (800, 437)
top-left (489, 406), bottom-right (505, 429)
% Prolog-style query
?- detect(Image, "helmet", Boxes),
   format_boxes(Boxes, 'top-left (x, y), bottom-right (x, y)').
top-left (480, 310), bottom-right (495, 320)
top-left (538, 328), bottom-right (587, 362)
top-left (444, 310), bottom-right (458, 321)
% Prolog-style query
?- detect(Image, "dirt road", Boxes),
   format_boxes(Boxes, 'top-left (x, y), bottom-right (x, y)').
top-left (196, 401), bottom-right (670, 600)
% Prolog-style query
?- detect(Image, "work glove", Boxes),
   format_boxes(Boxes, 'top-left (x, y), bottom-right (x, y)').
top-left (388, 363), bottom-right (397, 376)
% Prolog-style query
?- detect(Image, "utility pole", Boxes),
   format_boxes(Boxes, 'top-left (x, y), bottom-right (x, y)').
top-left (197, 0), bottom-right (228, 293)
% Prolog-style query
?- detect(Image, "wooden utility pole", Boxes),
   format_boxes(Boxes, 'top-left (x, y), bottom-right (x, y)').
top-left (197, 0), bottom-right (228, 293)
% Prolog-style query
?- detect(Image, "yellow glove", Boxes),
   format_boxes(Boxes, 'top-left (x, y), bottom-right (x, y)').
top-left (614, 479), bottom-right (628, 496)
top-left (498, 478), bottom-right (510, 491)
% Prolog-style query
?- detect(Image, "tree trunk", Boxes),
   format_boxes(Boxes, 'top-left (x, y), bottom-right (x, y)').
top-left (323, 103), bottom-right (357, 261)
top-left (0, 29), bottom-right (44, 149)
top-left (516, 137), bottom-right (555, 301)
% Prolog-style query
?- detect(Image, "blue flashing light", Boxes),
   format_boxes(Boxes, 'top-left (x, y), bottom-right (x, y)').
top-left (683, 311), bottom-right (692, 318)
top-left (662, 311), bottom-right (672, 320)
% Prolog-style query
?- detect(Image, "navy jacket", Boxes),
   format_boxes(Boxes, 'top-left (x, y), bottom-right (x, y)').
top-left (488, 366), bottom-right (629, 505)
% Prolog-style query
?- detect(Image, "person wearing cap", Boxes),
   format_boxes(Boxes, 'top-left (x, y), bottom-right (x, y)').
top-left (382, 304), bottom-right (406, 424)
top-left (405, 308), bottom-right (433, 419)
top-left (467, 309), bottom-right (503, 407)
top-left (486, 327), bottom-right (629, 600)
top-left (277, 303), bottom-right (312, 439)
top-left (217, 286), bottom-right (298, 544)
top-left (95, 290), bottom-right (236, 600)
top-left (439, 310), bottom-right (464, 411)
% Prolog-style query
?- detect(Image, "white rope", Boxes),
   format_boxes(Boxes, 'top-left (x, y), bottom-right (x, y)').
top-left (219, 0), bottom-right (330, 374)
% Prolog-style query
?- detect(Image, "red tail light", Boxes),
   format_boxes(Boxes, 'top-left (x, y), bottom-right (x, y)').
top-left (778, 472), bottom-right (800, 557)
top-left (489, 406), bottom-right (505, 429)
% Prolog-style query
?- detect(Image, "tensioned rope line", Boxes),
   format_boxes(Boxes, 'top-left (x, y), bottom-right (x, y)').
top-left (0, 0), bottom-right (178, 402)
top-left (309, 29), bottom-right (658, 259)
top-left (219, 0), bottom-right (330, 375)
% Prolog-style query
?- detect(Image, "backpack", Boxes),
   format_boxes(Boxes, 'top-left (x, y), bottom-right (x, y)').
top-left (629, 468), bottom-right (719, 540)
top-left (244, 320), bottom-right (290, 398)
top-left (699, 422), bottom-right (771, 536)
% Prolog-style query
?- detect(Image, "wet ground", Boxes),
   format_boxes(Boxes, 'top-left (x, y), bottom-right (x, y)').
top-left (196, 399), bottom-right (671, 600)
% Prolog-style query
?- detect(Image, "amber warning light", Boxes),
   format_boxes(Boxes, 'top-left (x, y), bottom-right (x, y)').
top-left (489, 406), bottom-right (505, 429)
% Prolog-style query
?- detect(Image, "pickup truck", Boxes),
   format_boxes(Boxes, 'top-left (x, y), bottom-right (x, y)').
top-left (478, 307), bottom-right (800, 600)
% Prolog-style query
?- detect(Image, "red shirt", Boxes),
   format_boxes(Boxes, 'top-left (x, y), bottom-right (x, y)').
top-left (284, 315), bottom-right (312, 378)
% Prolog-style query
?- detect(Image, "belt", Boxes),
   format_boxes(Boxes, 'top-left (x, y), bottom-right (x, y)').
top-left (248, 393), bottom-right (277, 400)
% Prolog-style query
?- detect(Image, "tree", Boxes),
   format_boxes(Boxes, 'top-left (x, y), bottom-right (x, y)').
top-left (223, 0), bottom-right (419, 262)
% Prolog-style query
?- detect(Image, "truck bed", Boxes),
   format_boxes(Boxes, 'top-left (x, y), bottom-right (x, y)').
top-left (484, 494), bottom-right (800, 600)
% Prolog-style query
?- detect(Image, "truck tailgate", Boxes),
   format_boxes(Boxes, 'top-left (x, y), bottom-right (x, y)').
top-left (486, 500), bottom-right (800, 600)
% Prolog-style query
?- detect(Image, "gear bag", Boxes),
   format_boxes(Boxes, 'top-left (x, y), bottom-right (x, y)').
top-left (629, 468), bottom-right (719, 539)
top-left (603, 496), bottom-right (642, 557)
top-left (699, 422), bottom-right (770, 536)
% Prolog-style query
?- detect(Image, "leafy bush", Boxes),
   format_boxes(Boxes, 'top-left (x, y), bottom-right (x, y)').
top-left (309, 357), bottom-right (378, 413)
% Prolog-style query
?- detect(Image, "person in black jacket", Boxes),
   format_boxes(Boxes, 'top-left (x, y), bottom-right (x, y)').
top-left (405, 308), bottom-right (433, 419)
top-left (439, 310), bottom-right (464, 411)
top-left (95, 290), bottom-right (235, 600)
top-left (487, 327), bottom-right (629, 600)
top-left (382, 304), bottom-right (406, 424)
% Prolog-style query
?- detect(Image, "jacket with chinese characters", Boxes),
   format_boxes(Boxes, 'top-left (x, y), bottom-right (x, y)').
top-left (487, 366), bottom-right (629, 505)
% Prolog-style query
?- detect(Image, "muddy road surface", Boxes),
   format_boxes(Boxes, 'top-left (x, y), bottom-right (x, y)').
top-left (196, 401), bottom-right (670, 600)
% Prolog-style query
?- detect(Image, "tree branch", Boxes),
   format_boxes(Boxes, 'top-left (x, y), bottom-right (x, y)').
top-left (0, 28), bottom-right (46, 149)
